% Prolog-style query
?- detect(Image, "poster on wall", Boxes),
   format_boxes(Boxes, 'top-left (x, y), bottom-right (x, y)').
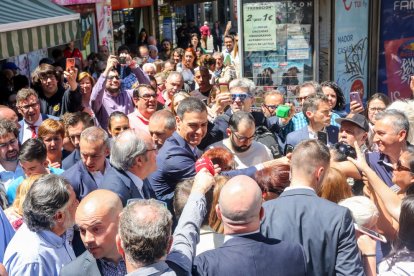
top-left (243, 2), bottom-right (277, 52)
top-left (96, 1), bottom-right (114, 54)
top-left (378, 2), bottom-right (414, 101)
top-left (240, 0), bottom-right (314, 98)
top-left (334, 0), bottom-right (369, 103)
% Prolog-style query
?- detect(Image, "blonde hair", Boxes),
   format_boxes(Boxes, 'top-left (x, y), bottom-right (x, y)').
top-left (12, 174), bottom-right (43, 215)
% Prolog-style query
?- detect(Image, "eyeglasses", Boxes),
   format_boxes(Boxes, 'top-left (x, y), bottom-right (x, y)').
top-left (39, 73), bottom-right (56, 81)
top-left (232, 132), bottom-right (255, 142)
top-left (231, 94), bottom-right (250, 102)
top-left (395, 160), bottom-right (412, 172)
top-left (263, 104), bottom-right (279, 110)
top-left (0, 138), bottom-right (18, 149)
top-left (146, 145), bottom-right (158, 153)
top-left (368, 107), bottom-right (385, 112)
top-left (297, 96), bottom-right (309, 102)
top-left (139, 93), bottom-right (157, 101)
top-left (108, 75), bottom-right (120, 80)
top-left (18, 102), bottom-right (39, 111)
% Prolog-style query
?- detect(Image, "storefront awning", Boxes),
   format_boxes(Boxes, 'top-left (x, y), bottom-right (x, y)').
top-left (112, 0), bottom-right (153, 10)
top-left (0, 0), bottom-right (80, 60)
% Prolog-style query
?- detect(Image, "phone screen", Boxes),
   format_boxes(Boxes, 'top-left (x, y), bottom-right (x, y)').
top-left (317, 131), bottom-right (328, 145)
top-left (350, 91), bottom-right (362, 105)
top-left (66, 58), bottom-right (75, 72)
top-left (219, 84), bottom-right (229, 93)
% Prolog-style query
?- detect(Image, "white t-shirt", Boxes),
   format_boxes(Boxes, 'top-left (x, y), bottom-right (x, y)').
top-left (209, 138), bottom-right (273, 169)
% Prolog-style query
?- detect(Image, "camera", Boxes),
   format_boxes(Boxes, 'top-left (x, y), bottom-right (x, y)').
top-left (118, 56), bottom-right (126, 65)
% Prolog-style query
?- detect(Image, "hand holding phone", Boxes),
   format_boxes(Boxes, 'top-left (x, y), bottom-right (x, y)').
top-left (354, 224), bottom-right (387, 243)
top-left (350, 91), bottom-right (363, 106)
top-left (219, 83), bottom-right (229, 93)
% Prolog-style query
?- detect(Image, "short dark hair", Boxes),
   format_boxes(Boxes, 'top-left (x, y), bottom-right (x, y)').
top-left (23, 174), bottom-right (71, 232)
top-left (108, 111), bottom-right (129, 130)
top-left (132, 84), bottom-right (156, 99)
top-left (62, 112), bottom-right (94, 134)
top-left (117, 45), bottom-right (130, 55)
top-left (291, 140), bottom-right (331, 176)
top-left (228, 111), bottom-right (255, 132)
top-left (19, 139), bottom-right (47, 163)
top-left (302, 93), bottom-right (329, 121)
top-left (176, 97), bottom-right (207, 120)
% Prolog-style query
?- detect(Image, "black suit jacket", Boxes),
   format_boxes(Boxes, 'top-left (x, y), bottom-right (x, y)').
top-left (261, 188), bottom-right (364, 276)
top-left (193, 233), bottom-right (307, 276)
top-left (100, 167), bottom-right (156, 206)
top-left (62, 148), bottom-right (81, 170)
top-left (60, 251), bottom-right (101, 276)
top-left (62, 160), bottom-right (112, 201)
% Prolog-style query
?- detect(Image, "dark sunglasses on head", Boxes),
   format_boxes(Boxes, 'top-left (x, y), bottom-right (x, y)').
top-left (395, 160), bottom-right (412, 172)
top-left (334, 142), bottom-right (357, 159)
top-left (231, 93), bottom-right (249, 102)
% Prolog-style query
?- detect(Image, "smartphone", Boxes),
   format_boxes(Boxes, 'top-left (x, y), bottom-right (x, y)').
top-left (317, 131), bottom-right (328, 145)
top-left (284, 144), bottom-right (294, 155)
top-left (350, 91), bottom-right (363, 106)
top-left (354, 224), bottom-right (387, 243)
top-left (219, 83), bottom-right (229, 93)
top-left (119, 56), bottom-right (126, 65)
top-left (66, 58), bottom-right (75, 72)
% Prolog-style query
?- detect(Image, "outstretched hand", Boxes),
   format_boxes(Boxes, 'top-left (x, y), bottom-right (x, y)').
top-left (192, 168), bottom-right (216, 195)
top-left (347, 141), bottom-right (369, 173)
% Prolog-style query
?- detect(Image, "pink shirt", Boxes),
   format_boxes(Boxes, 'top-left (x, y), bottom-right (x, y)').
top-left (128, 109), bottom-right (150, 133)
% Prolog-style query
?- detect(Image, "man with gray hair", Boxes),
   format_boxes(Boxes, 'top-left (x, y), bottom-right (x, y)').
top-left (161, 71), bottom-right (185, 106)
top-left (335, 109), bottom-right (411, 189)
top-left (62, 126), bottom-right (111, 201)
top-left (3, 174), bottom-right (79, 275)
top-left (194, 175), bottom-right (307, 275)
top-left (117, 169), bottom-right (214, 275)
top-left (101, 129), bottom-right (156, 206)
top-left (148, 109), bottom-right (176, 149)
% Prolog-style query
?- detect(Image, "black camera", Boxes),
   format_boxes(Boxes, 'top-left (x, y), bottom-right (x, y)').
top-left (333, 142), bottom-right (357, 161)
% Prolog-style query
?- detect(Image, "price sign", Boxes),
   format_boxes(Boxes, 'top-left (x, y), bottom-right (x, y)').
top-left (243, 2), bottom-right (277, 51)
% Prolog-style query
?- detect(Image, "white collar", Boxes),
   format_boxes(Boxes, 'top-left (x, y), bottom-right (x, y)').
top-left (125, 171), bottom-right (144, 192)
top-left (24, 114), bottom-right (43, 127)
top-left (224, 229), bottom-right (260, 243)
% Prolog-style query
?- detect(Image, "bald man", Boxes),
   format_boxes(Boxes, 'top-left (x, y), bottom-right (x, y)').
top-left (60, 190), bottom-right (125, 275)
top-left (193, 175), bottom-right (307, 275)
top-left (0, 105), bottom-right (19, 129)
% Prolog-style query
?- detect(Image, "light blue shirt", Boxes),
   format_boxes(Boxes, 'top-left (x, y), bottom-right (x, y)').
top-left (0, 208), bottom-right (14, 263)
top-left (6, 166), bottom-right (64, 205)
top-left (291, 111), bottom-right (340, 131)
top-left (0, 163), bottom-right (24, 190)
top-left (3, 224), bottom-right (75, 276)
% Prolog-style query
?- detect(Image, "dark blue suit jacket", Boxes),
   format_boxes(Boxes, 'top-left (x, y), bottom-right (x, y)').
top-left (193, 233), bottom-right (307, 276)
top-left (148, 132), bottom-right (258, 202)
top-left (62, 148), bottom-right (81, 170)
top-left (261, 188), bottom-right (363, 276)
top-left (100, 167), bottom-right (155, 206)
top-left (285, 125), bottom-right (339, 148)
top-left (18, 113), bottom-right (58, 143)
top-left (61, 160), bottom-right (113, 201)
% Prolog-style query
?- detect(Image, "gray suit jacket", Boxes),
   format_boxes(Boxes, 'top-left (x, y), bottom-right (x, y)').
top-left (261, 188), bottom-right (364, 276)
top-left (60, 251), bottom-right (101, 276)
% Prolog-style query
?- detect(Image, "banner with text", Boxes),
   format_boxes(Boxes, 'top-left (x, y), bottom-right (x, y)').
top-left (333, 0), bottom-right (369, 102)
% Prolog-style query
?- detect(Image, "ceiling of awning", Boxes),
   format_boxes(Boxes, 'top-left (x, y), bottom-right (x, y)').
top-left (0, 0), bottom-right (80, 60)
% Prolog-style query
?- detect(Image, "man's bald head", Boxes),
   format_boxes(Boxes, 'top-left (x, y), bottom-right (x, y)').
top-left (218, 175), bottom-right (263, 232)
top-left (76, 189), bottom-right (123, 220)
top-left (76, 190), bottom-right (123, 261)
top-left (0, 105), bottom-right (19, 128)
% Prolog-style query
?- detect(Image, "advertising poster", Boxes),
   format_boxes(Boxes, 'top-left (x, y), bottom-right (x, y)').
top-left (378, 2), bottom-right (414, 101)
top-left (241, 0), bottom-right (314, 91)
top-left (334, 0), bottom-right (369, 102)
top-left (243, 2), bottom-right (277, 52)
top-left (96, 1), bottom-right (114, 54)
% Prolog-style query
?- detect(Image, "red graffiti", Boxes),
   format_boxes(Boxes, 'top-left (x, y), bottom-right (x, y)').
top-left (343, 0), bottom-right (352, 11)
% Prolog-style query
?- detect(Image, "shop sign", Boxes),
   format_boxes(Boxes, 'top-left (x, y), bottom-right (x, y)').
top-left (333, 0), bottom-right (369, 102)
top-left (52, 0), bottom-right (102, 5)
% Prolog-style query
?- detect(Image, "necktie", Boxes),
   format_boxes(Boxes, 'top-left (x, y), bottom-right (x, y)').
top-left (29, 125), bottom-right (37, 138)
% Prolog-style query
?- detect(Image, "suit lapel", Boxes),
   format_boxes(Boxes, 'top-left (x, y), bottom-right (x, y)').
top-left (83, 251), bottom-right (102, 275)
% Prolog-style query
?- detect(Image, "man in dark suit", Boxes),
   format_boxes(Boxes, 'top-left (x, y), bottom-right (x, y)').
top-left (148, 97), bottom-right (274, 209)
top-left (261, 140), bottom-right (364, 276)
top-left (286, 93), bottom-right (339, 148)
top-left (16, 88), bottom-right (58, 144)
top-left (62, 112), bottom-right (94, 170)
top-left (60, 190), bottom-right (126, 276)
top-left (100, 129), bottom-right (156, 206)
top-left (62, 127), bottom-right (111, 201)
top-left (193, 175), bottom-right (307, 275)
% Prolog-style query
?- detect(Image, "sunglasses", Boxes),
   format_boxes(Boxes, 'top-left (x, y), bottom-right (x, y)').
top-left (231, 94), bottom-right (250, 102)
top-left (395, 160), bottom-right (412, 172)
top-left (297, 96), bottom-right (309, 102)
top-left (263, 104), bottom-right (279, 110)
top-left (108, 75), bottom-right (120, 80)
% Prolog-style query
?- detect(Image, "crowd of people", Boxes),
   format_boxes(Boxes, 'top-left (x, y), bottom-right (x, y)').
top-left (0, 20), bottom-right (414, 276)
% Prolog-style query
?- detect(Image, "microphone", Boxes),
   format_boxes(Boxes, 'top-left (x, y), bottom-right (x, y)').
top-left (195, 157), bottom-right (215, 175)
